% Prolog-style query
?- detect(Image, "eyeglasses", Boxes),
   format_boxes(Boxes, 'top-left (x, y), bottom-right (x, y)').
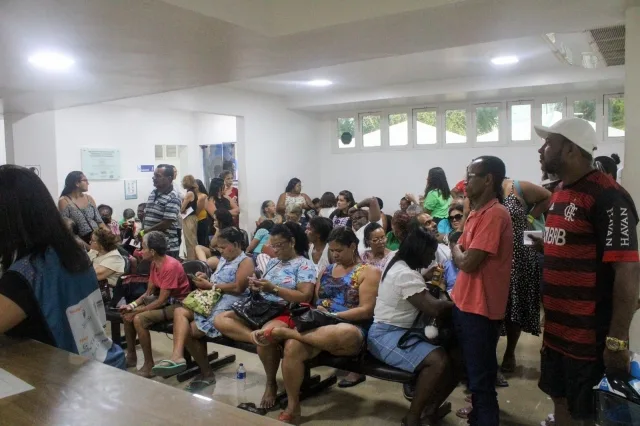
top-left (270, 241), bottom-right (290, 250)
top-left (466, 172), bottom-right (487, 181)
top-left (449, 214), bottom-right (463, 221)
top-left (369, 237), bottom-right (386, 244)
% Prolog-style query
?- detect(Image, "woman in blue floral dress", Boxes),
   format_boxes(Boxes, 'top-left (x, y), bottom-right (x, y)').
top-left (151, 227), bottom-right (254, 392)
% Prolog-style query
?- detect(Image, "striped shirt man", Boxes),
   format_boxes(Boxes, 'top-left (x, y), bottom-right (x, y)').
top-left (143, 188), bottom-right (181, 255)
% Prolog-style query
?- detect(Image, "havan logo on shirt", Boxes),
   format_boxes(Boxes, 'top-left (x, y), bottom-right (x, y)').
top-left (606, 206), bottom-right (631, 247)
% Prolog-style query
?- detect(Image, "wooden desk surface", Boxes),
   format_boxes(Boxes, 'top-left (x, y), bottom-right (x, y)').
top-left (0, 338), bottom-right (281, 426)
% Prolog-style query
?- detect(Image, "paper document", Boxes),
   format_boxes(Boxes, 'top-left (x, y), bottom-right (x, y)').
top-left (0, 368), bottom-right (34, 399)
top-left (523, 230), bottom-right (543, 246)
top-left (180, 207), bottom-right (194, 220)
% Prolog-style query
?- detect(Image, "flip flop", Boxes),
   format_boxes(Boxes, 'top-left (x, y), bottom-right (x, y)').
top-left (238, 402), bottom-right (267, 416)
top-left (185, 377), bottom-right (216, 393)
top-left (250, 327), bottom-right (278, 347)
top-left (338, 375), bottom-right (366, 388)
top-left (456, 405), bottom-right (473, 419)
top-left (152, 359), bottom-right (187, 377)
top-left (278, 411), bottom-right (300, 425)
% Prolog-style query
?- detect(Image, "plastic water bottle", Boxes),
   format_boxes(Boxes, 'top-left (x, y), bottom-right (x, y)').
top-left (236, 363), bottom-right (247, 403)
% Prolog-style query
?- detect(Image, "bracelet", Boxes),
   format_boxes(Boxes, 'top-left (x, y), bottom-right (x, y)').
top-left (139, 230), bottom-right (145, 237)
top-left (130, 301), bottom-right (138, 309)
top-left (527, 215), bottom-right (535, 224)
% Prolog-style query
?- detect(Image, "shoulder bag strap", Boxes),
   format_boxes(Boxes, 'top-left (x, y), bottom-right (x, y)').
top-left (67, 196), bottom-right (97, 232)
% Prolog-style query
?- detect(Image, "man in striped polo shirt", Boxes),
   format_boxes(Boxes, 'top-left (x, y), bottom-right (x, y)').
top-left (534, 118), bottom-right (639, 424)
top-left (142, 164), bottom-right (181, 258)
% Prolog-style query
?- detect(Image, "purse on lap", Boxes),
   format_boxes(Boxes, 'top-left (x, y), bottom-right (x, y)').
top-left (289, 303), bottom-right (344, 333)
top-left (231, 291), bottom-right (287, 329)
top-left (182, 288), bottom-right (222, 317)
top-left (397, 284), bottom-right (455, 349)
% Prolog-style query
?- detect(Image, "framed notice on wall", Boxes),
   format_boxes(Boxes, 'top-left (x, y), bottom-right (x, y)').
top-left (124, 179), bottom-right (138, 200)
top-left (81, 148), bottom-right (121, 180)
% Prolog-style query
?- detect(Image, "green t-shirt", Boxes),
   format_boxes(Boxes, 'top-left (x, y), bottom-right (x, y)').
top-left (386, 231), bottom-right (400, 251)
top-left (423, 190), bottom-right (452, 219)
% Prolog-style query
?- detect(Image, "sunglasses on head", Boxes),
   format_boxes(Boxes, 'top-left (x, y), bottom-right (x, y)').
top-left (449, 214), bottom-right (463, 221)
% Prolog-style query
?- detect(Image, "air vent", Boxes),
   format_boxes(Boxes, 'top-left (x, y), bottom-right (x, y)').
top-left (590, 25), bottom-right (625, 66)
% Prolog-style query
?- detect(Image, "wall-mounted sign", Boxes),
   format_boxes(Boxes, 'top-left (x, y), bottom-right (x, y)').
top-left (81, 148), bottom-right (121, 180)
top-left (124, 179), bottom-right (138, 200)
top-left (138, 165), bottom-right (154, 173)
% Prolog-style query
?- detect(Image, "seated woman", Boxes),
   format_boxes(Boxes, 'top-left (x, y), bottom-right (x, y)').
top-left (386, 210), bottom-right (411, 251)
top-left (195, 209), bottom-right (235, 270)
top-left (206, 177), bottom-right (239, 223)
top-left (361, 222), bottom-right (394, 270)
top-left (258, 227), bottom-right (381, 423)
top-left (98, 204), bottom-right (121, 237)
top-left (329, 190), bottom-right (355, 228)
top-left (257, 200), bottom-right (283, 226)
top-left (89, 228), bottom-right (126, 299)
top-left (151, 228), bottom-right (255, 391)
top-left (285, 205), bottom-right (303, 225)
top-left (120, 231), bottom-right (191, 378)
top-left (306, 216), bottom-right (333, 278)
top-left (276, 178), bottom-right (312, 217)
top-left (213, 223), bottom-right (317, 410)
top-left (368, 227), bottom-right (457, 426)
top-left (436, 203), bottom-right (464, 244)
top-left (246, 220), bottom-right (275, 258)
top-left (0, 165), bottom-right (125, 369)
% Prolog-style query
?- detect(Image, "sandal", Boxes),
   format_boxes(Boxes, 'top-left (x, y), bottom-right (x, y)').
top-left (456, 405), bottom-right (473, 419)
top-left (278, 411), bottom-right (300, 425)
top-left (151, 359), bottom-right (187, 377)
top-left (185, 377), bottom-right (216, 393)
top-left (250, 327), bottom-right (277, 347)
top-left (237, 402), bottom-right (266, 416)
top-left (338, 374), bottom-right (366, 388)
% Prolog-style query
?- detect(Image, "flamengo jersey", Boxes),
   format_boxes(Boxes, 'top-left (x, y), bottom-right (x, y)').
top-left (542, 170), bottom-right (639, 360)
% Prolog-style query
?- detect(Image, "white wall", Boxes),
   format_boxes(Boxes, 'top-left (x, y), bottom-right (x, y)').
top-left (54, 104), bottom-right (233, 219)
top-left (0, 117), bottom-right (5, 165)
top-left (317, 118), bottom-right (625, 208)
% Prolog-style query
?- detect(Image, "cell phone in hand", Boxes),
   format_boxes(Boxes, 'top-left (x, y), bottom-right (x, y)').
top-left (187, 273), bottom-right (197, 280)
top-left (254, 270), bottom-right (263, 280)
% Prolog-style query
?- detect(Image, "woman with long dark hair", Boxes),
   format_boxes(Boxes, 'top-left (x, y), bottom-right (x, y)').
top-left (276, 178), bottom-right (312, 217)
top-left (318, 192), bottom-right (337, 218)
top-left (195, 179), bottom-right (211, 246)
top-left (368, 227), bottom-right (456, 426)
top-left (58, 171), bottom-right (108, 243)
top-left (181, 175), bottom-right (207, 260)
top-left (206, 177), bottom-right (239, 223)
top-left (0, 165), bottom-right (125, 368)
top-left (329, 190), bottom-right (356, 228)
top-left (423, 167), bottom-right (452, 224)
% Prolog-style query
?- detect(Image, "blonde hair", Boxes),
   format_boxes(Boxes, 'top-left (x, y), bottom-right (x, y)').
top-left (182, 174), bottom-right (197, 191)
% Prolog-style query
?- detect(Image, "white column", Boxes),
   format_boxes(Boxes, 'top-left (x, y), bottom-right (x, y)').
top-left (624, 5), bottom-right (640, 353)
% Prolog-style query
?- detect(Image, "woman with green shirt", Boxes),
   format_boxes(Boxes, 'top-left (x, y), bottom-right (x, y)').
top-left (422, 167), bottom-right (452, 224)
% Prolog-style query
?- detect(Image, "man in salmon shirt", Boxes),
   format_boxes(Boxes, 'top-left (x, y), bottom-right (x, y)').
top-left (451, 156), bottom-right (513, 426)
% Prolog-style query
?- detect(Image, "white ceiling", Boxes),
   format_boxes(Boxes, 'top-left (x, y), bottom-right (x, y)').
top-left (0, 0), bottom-right (630, 115)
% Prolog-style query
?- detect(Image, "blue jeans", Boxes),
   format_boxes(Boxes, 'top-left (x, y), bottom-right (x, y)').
top-left (453, 306), bottom-right (501, 426)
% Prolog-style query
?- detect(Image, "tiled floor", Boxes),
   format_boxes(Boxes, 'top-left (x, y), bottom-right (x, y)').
top-left (121, 328), bottom-right (554, 425)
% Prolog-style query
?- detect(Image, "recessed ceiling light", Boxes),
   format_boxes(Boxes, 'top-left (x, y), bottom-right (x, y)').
top-left (491, 56), bottom-right (519, 65)
top-left (307, 79), bottom-right (332, 87)
top-left (28, 51), bottom-right (75, 71)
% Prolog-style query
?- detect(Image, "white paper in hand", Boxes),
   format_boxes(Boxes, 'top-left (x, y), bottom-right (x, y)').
top-left (523, 230), bottom-right (543, 246)
top-left (180, 207), bottom-right (194, 220)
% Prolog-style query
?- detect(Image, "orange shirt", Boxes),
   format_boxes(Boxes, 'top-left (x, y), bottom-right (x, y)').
top-left (451, 199), bottom-right (513, 320)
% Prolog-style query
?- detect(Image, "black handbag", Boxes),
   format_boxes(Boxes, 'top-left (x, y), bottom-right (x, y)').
top-left (289, 303), bottom-right (344, 333)
top-left (231, 291), bottom-right (287, 330)
top-left (397, 284), bottom-right (455, 349)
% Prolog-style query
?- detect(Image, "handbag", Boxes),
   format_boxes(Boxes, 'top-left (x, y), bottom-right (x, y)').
top-left (231, 291), bottom-right (287, 329)
top-left (289, 303), bottom-right (344, 333)
top-left (397, 284), bottom-right (455, 349)
top-left (182, 288), bottom-right (222, 317)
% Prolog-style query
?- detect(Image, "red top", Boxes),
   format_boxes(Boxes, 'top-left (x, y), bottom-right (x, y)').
top-left (542, 171), bottom-right (639, 360)
top-left (451, 199), bottom-right (513, 320)
top-left (150, 256), bottom-right (191, 301)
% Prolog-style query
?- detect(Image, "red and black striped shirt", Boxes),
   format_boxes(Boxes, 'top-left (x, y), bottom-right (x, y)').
top-left (542, 170), bottom-right (639, 360)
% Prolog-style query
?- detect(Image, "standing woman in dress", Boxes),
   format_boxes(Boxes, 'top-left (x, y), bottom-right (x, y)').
top-left (58, 171), bottom-right (108, 245)
top-left (422, 167), bottom-right (452, 224)
top-left (220, 170), bottom-right (239, 226)
top-left (276, 178), bottom-right (312, 217)
top-left (181, 175), bottom-right (206, 260)
top-left (499, 178), bottom-right (551, 373)
top-left (195, 179), bottom-right (211, 246)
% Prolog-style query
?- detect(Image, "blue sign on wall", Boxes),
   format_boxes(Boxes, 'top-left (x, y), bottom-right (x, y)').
top-left (138, 165), bottom-right (154, 172)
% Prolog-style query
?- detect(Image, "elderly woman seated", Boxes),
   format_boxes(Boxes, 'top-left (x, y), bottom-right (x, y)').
top-left (252, 227), bottom-right (380, 423)
top-left (214, 222), bottom-right (316, 410)
top-left (361, 222), bottom-right (394, 270)
top-left (151, 227), bottom-right (255, 392)
top-left (89, 228), bottom-right (126, 299)
top-left (368, 227), bottom-right (457, 426)
top-left (120, 231), bottom-right (191, 378)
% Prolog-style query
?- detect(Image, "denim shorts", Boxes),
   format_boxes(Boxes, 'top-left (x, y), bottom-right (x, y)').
top-left (367, 322), bottom-right (439, 373)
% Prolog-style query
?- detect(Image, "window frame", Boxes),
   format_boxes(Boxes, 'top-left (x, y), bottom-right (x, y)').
top-left (603, 93), bottom-right (625, 142)
top-left (442, 104), bottom-right (471, 148)
top-left (358, 111), bottom-right (383, 151)
top-left (472, 102), bottom-right (505, 147)
top-left (335, 116), bottom-right (358, 152)
top-left (386, 110), bottom-right (412, 150)
top-left (507, 100), bottom-right (533, 144)
top-left (566, 93), bottom-right (602, 140)
top-left (412, 107), bottom-right (439, 149)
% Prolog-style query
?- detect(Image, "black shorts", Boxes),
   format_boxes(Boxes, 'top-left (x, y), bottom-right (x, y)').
top-left (538, 345), bottom-right (604, 420)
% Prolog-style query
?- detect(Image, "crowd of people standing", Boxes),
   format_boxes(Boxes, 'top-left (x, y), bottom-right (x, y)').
top-left (0, 117), bottom-right (637, 426)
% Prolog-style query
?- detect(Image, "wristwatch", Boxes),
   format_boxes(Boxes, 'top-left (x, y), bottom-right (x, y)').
top-left (606, 336), bottom-right (629, 351)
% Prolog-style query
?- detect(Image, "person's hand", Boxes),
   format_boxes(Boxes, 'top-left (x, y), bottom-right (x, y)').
top-left (603, 348), bottom-right (630, 375)
top-left (250, 279), bottom-right (275, 293)
top-left (119, 304), bottom-right (133, 313)
top-left (193, 276), bottom-right (210, 289)
top-left (315, 305), bottom-right (329, 313)
top-left (528, 234), bottom-right (544, 253)
top-left (405, 193), bottom-right (418, 204)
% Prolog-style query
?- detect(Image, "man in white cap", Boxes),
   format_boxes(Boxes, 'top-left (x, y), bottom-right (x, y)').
top-left (534, 118), bottom-right (639, 425)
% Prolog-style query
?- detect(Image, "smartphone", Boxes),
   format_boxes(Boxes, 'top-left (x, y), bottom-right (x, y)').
top-left (187, 273), bottom-right (197, 280)
top-left (254, 270), bottom-right (263, 280)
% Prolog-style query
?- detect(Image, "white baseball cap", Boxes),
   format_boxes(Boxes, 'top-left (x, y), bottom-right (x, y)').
top-left (534, 117), bottom-right (598, 153)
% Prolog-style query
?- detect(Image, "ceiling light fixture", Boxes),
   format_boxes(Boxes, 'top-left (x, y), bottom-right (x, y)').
top-left (28, 51), bottom-right (75, 71)
top-left (307, 79), bottom-right (332, 87)
top-left (491, 55), bottom-right (519, 65)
